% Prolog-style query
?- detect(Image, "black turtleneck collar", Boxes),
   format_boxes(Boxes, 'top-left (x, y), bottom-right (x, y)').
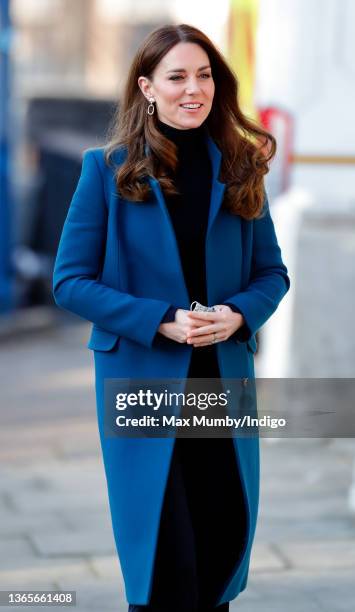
top-left (156, 118), bottom-right (207, 148)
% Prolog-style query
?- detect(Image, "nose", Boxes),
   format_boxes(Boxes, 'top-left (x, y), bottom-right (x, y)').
top-left (184, 77), bottom-right (201, 95)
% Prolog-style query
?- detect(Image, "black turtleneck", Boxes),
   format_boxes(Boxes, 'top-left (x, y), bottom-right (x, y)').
top-left (155, 119), bottom-right (245, 371)
top-left (157, 119), bottom-right (212, 310)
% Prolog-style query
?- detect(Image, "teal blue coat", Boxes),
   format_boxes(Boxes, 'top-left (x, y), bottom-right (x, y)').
top-left (53, 135), bottom-right (290, 605)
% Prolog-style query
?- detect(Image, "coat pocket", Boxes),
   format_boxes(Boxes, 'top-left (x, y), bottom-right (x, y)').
top-left (87, 325), bottom-right (120, 352)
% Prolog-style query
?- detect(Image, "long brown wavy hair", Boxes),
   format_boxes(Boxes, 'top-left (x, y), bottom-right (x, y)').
top-left (104, 23), bottom-right (276, 220)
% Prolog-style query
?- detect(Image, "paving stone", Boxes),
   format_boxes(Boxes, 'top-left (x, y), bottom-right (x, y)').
top-left (5, 468), bottom-right (107, 498)
top-left (58, 507), bottom-right (112, 531)
top-left (7, 489), bottom-right (106, 514)
top-left (0, 454), bottom-right (100, 486)
top-left (0, 537), bottom-right (37, 570)
top-left (258, 495), bottom-right (347, 519)
top-left (30, 529), bottom-right (116, 557)
top-left (53, 580), bottom-right (126, 612)
top-left (249, 542), bottom-right (286, 571)
top-left (88, 554), bottom-right (123, 579)
top-left (0, 444), bottom-right (58, 464)
top-left (0, 512), bottom-right (68, 537)
top-left (255, 516), bottom-right (355, 541)
top-left (20, 456), bottom-right (104, 483)
top-left (0, 579), bottom-right (57, 592)
top-left (230, 595), bottom-right (323, 611)
top-left (54, 428), bottom-right (102, 460)
top-left (0, 557), bottom-right (97, 588)
top-left (311, 569), bottom-right (355, 611)
top-left (0, 494), bottom-right (14, 514)
top-left (278, 539), bottom-right (355, 569)
top-left (246, 568), bottom-right (355, 611)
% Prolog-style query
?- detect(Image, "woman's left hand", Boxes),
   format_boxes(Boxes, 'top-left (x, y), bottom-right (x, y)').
top-left (186, 305), bottom-right (245, 347)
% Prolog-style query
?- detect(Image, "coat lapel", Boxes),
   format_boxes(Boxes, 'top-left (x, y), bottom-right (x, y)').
top-left (205, 134), bottom-right (227, 237)
top-left (147, 174), bottom-right (190, 306)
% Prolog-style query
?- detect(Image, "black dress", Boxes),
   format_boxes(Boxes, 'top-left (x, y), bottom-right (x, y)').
top-left (128, 121), bottom-right (248, 612)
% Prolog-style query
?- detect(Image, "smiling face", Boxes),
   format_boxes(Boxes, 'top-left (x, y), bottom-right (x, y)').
top-left (138, 42), bottom-right (215, 130)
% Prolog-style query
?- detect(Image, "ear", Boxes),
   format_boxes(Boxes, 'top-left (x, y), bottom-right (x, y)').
top-left (138, 76), bottom-right (152, 99)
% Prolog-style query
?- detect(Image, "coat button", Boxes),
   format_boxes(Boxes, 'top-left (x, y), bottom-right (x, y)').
top-left (242, 377), bottom-right (249, 387)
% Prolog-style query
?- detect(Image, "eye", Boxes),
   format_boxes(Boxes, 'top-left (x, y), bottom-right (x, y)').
top-left (169, 73), bottom-right (212, 81)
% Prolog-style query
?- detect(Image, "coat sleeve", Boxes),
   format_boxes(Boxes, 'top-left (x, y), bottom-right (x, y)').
top-left (223, 193), bottom-right (290, 341)
top-left (223, 302), bottom-right (251, 341)
top-left (52, 149), bottom-right (171, 349)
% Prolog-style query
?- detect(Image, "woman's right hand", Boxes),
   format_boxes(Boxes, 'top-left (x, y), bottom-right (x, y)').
top-left (157, 308), bottom-right (196, 343)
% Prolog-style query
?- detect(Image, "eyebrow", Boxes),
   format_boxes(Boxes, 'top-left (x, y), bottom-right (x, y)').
top-left (166, 65), bottom-right (211, 73)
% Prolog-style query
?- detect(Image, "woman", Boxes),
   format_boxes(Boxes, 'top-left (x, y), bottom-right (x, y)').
top-left (53, 23), bottom-right (290, 611)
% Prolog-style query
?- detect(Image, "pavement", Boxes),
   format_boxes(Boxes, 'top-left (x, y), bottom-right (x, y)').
top-left (1, 321), bottom-right (355, 611)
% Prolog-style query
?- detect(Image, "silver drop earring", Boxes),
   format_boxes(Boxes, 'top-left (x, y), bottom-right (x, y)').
top-left (147, 97), bottom-right (155, 116)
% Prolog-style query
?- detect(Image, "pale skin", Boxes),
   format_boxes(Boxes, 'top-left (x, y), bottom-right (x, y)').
top-left (138, 42), bottom-right (245, 347)
top-left (159, 306), bottom-right (245, 347)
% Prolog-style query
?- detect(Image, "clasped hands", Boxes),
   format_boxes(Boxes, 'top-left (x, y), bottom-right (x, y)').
top-left (158, 305), bottom-right (245, 347)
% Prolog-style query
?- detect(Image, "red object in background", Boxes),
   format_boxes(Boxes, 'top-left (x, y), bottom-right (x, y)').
top-left (258, 106), bottom-right (293, 197)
